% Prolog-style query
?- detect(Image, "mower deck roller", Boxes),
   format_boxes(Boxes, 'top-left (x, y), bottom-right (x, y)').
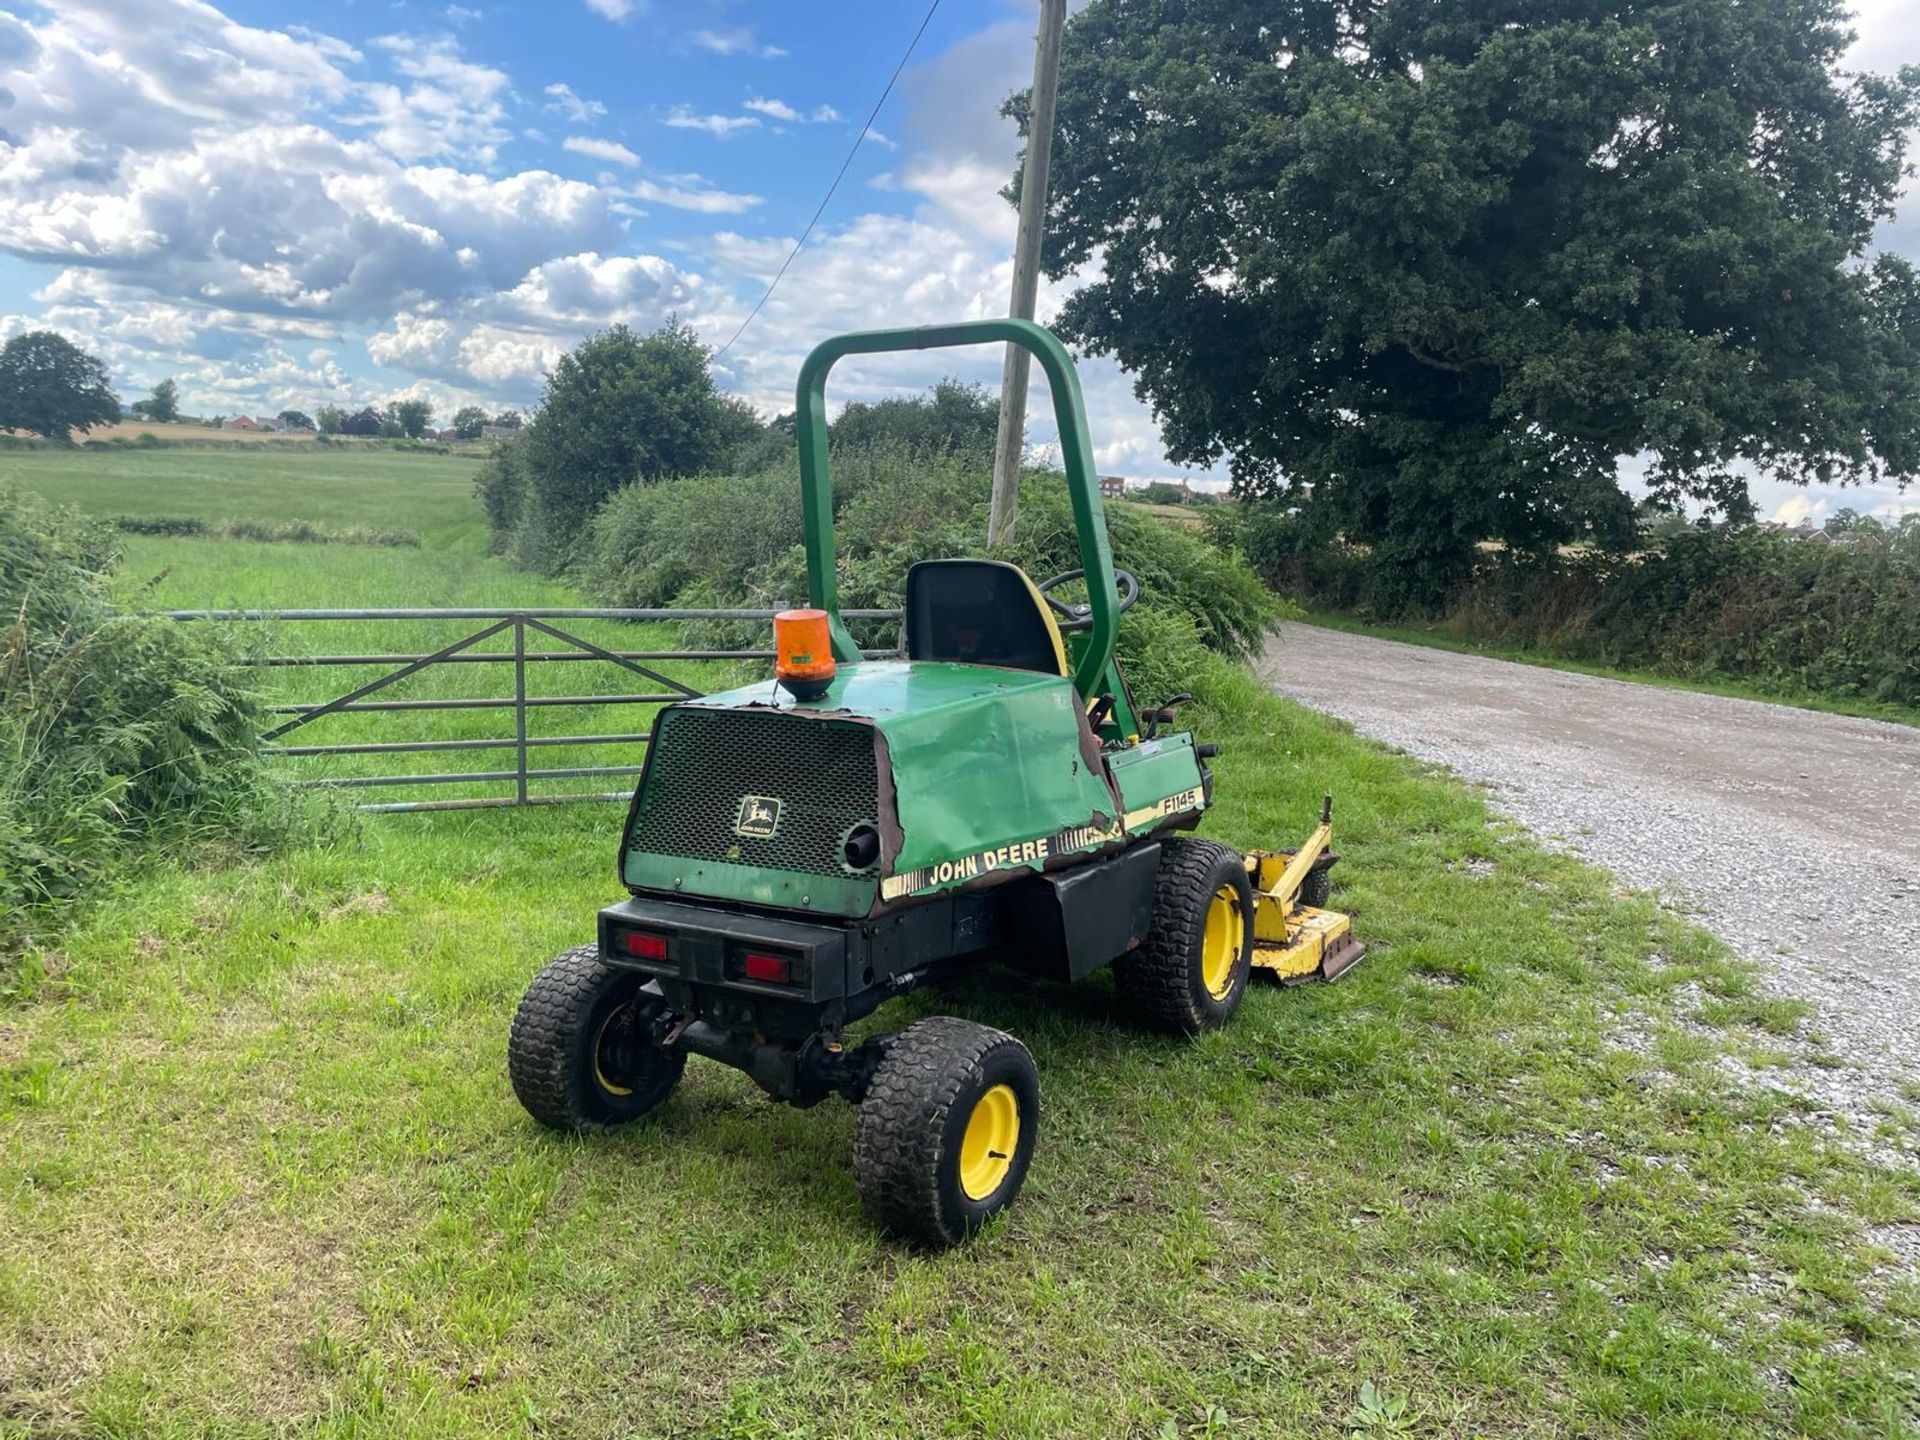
top-left (507, 319), bottom-right (1363, 1247)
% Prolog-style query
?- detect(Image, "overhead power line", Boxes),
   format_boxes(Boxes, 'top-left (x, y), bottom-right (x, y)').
top-left (711, 0), bottom-right (943, 362)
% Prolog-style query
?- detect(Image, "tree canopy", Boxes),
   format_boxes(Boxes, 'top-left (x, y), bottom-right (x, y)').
top-left (1027, 0), bottom-right (1920, 609)
top-left (338, 406), bottom-right (381, 437)
top-left (130, 378), bottom-right (179, 424)
top-left (450, 405), bottom-right (490, 440)
top-left (829, 378), bottom-right (1000, 457)
top-left (0, 332), bottom-right (120, 442)
top-left (510, 320), bottom-right (747, 564)
top-left (382, 398), bottom-right (434, 439)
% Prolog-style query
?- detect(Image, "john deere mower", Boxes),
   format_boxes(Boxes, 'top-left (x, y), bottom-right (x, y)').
top-left (508, 319), bottom-right (1362, 1246)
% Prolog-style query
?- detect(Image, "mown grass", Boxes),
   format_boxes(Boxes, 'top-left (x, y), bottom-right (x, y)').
top-left (1, 450), bottom-right (1916, 1437)
top-left (1293, 608), bottom-right (1920, 732)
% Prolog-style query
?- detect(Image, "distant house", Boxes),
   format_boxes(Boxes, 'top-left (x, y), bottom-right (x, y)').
top-left (1099, 474), bottom-right (1127, 499)
top-left (480, 424), bottom-right (518, 440)
top-left (222, 416), bottom-right (261, 431)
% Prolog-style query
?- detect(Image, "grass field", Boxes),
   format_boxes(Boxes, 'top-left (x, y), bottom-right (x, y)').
top-left (2, 449), bottom-right (1917, 1437)
top-left (3, 447), bottom-right (487, 545)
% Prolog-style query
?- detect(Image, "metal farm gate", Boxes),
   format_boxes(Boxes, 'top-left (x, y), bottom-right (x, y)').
top-left (165, 607), bottom-right (899, 813)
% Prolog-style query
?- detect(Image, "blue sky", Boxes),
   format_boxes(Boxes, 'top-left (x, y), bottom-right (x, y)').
top-left (0, 0), bottom-right (1916, 518)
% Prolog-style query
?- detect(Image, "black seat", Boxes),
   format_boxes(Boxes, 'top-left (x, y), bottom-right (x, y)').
top-left (903, 559), bottom-right (1069, 676)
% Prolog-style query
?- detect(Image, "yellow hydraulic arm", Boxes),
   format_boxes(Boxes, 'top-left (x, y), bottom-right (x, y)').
top-left (1245, 796), bottom-right (1366, 984)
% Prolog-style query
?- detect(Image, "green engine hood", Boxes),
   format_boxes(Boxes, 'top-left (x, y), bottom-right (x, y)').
top-left (621, 661), bottom-right (1125, 915)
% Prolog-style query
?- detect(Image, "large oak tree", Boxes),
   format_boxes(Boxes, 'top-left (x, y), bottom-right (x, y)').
top-left (0, 332), bottom-right (120, 443)
top-left (1024, 0), bottom-right (1920, 609)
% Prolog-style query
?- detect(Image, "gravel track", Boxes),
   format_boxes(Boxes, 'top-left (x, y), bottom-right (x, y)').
top-left (1259, 622), bottom-right (1920, 1147)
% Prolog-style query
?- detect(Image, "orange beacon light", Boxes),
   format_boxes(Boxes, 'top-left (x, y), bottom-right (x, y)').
top-left (774, 608), bottom-right (836, 701)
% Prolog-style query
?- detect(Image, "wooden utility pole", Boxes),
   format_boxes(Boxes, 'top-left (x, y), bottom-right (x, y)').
top-left (987, 0), bottom-right (1066, 550)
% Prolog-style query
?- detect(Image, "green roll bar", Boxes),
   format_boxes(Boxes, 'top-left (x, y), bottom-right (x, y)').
top-left (794, 319), bottom-right (1119, 698)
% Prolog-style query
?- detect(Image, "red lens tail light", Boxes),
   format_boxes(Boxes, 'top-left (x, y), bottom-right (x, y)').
top-left (622, 930), bottom-right (669, 961)
top-left (741, 951), bottom-right (792, 984)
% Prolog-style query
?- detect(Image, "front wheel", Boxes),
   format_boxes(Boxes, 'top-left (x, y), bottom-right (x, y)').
top-left (854, 1017), bottom-right (1040, 1247)
top-left (509, 946), bottom-right (684, 1132)
top-left (1114, 838), bottom-right (1254, 1034)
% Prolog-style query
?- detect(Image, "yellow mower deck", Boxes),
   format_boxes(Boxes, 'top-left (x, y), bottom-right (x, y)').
top-left (1244, 800), bottom-right (1367, 984)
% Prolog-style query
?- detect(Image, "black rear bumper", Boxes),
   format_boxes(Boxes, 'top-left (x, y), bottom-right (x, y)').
top-left (598, 896), bottom-right (861, 1039)
top-left (598, 840), bottom-right (1162, 1046)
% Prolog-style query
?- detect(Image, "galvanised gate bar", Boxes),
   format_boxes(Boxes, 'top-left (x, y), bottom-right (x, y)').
top-left (162, 606), bottom-right (902, 813)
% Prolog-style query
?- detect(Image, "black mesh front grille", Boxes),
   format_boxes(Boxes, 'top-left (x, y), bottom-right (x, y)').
top-left (627, 707), bottom-right (881, 878)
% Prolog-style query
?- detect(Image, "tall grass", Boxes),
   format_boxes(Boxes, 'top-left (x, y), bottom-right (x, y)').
top-left (0, 492), bottom-right (306, 956)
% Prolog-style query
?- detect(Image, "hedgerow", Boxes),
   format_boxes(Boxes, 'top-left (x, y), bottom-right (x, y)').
top-left (1216, 504), bottom-right (1920, 708)
top-left (0, 491), bottom-right (306, 958)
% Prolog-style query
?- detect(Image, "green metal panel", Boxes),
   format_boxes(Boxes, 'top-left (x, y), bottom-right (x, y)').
top-left (636, 661), bottom-right (1122, 908)
top-left (870, 665), bottom-right (1119, 897)
top-left (793, 320), bottom-right (1119, 699)
top-left (1107, 734), bottom-right (1208, 833)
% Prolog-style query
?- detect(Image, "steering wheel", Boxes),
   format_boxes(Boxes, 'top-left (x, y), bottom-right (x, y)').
top-left (1036, 567), bottom-right (1140, 632)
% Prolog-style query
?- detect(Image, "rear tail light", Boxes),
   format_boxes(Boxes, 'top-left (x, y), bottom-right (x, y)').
top-left (622, 930), bottom-right (669, 961)
top-left (740, 951), bottom-right (793, 984)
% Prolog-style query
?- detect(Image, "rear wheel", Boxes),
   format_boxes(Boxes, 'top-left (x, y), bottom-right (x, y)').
top-left (854, 1017), bottom-right (1039, 1247)
top-left (509, 946), bottom-right (684, 1132)
top-left (1115, 839), bottom-right (1253, 1034)
top-left (1280, 848), bottom-right (1332, 910)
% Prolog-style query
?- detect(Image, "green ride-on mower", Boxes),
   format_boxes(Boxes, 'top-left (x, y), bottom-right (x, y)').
top-left (508, 319), bottom-right (1362, 1246)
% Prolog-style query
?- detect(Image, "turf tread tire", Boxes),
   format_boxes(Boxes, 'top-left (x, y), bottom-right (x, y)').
top-left (1295, 856), bottom-right (1332, 910)
top-left (854, 1017), bottom-right (1039, 1248)
top-left (509, 945), bottom-right (683, 1133)
top-left (1114, 838), bottom-right (1253, 1035)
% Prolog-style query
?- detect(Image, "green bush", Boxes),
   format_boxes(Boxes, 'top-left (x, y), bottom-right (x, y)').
top-left (576, 445), bottom-right (1280, 717)
top-left (0, 491), bottom-right (305, 955)
top-left (492, 322), bottom-right (754, 570)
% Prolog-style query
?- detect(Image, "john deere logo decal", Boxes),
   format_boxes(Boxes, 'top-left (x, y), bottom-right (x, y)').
top-left (735, 795), bottom-right (782, 838)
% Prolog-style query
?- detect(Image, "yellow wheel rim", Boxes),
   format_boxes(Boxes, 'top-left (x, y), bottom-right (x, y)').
top-left (958, 1083), bottom-right (1020, 1201)
top-left (1200, 885), bottom-right (1245, 1000)
top-left (593, 1004), bottom-right (634, 1096)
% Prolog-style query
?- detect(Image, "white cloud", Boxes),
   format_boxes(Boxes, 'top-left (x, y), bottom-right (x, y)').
top-left (544, 81), bottom-right (605, 124)
top-left (626, 179), bottom-right (761, 214)
top-left (0, 1), bottom-right (354, 155)
top-left (584, 0), bottom-right (634, 21)
top-left (743, 97), bottom-right (842, 126)
top-left (690, 27), bottom-right (786, 60)
top-left (665, 107), bottom-right (760, 137)
top-left (354, 33), bottom-right (511, 162)
top-left (743, 97), bottom-right (800, 123)
top-left (564, 135), bottom-right (640, 167)
top-left (365, 250), bottom-right (712, 396)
